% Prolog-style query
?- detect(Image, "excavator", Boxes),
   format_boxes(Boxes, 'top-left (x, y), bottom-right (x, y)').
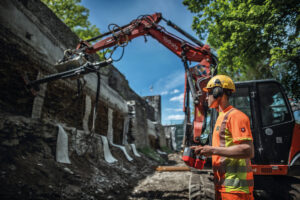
top-left (26, 12), bottom-right (217, 154)
top-left (26, 13), bottom-right (300, 200)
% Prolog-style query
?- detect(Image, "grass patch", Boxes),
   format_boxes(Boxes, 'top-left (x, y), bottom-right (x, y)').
top-left (160, 146), bottom-right (173, 154)
top-left (138, 147), bottom-right (165, 164)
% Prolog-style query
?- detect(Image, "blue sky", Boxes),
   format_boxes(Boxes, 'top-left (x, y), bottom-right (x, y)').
top-left (81, 0), bottom-right (202, 125)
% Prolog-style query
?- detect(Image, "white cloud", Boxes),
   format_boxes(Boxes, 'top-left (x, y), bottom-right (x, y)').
top-left (170, 93), bottom-right (184, 103)
top-left (160, 89), bottom-right (180, 96)
top-left (165, 108), bottom-right (183, 112)
top-left (171, 89), bottom-right (180, 94)
top-left (167, 115), bottom-right (185, 120)
top-left (160, 91), bottom-right (169, 95)
top-left (155, 71), bottom-right (185, 93)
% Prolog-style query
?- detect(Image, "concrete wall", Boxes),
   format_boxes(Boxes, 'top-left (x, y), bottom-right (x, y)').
top-left (156, 123), bottom-right (167, 148)
top-left (0, 0), bottom-right (169, 149)
top-left (164, 124), bottom-right (184, 151)
top-left (164, 126), bottom-right (176, 150)
top-left (143, 95), bottom-right (162, 123)
top-left (127, 101), bottom-right (149, 148)
top-left (0, 0), bottom-right (128, 115)
top-left (0, 0), bottom-right (122, 139)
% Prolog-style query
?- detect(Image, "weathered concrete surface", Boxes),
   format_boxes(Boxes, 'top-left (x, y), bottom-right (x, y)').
top-left (156, 123), bottom-right (167, 148)
top-left (0, 0), bottom-right (128, 120)
top-left (0, 0), bottom-right (165, 149)
top-left (144, 95), bottom-right (162, 123)
top-left (164, 126), bottom-right (177, 150)
top-left (0, 0), bottom-right (168, 149)
top-left (0, 0), bottom-right (67, 66)
top-left (127, 100), bottom-right (150, 148)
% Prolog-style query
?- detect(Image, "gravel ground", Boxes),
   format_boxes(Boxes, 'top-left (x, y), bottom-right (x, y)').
top-left (127, 153), bottom-right (192, 200)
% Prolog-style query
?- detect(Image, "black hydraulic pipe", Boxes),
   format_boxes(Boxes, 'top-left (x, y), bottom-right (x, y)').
top-left (85, 23), bottom-right (131, 43)
top-left (162, 17), bottom-right (218, 63)
top-left (183, 84), bottom-right (191, 147)
top-left (162, 17), bottom-right (204, 47)
top-left (182, 54), bottom-right (199, 105)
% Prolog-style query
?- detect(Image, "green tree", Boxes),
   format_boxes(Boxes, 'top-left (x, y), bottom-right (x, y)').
top-left (42, 0), bottom-right (107, 59)
top-left (183, 0), bottom-right (300, 99)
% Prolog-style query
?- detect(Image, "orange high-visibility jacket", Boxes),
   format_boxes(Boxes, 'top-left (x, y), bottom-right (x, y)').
top-left (212, 105), bottom-right (254, 193)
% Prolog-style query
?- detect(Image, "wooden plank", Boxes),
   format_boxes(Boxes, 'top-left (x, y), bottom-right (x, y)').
top-left (156, 166), bottom-right (191, 171)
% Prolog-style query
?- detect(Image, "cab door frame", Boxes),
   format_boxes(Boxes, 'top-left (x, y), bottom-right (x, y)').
top-left (254, 80), bottom-right (295, 165)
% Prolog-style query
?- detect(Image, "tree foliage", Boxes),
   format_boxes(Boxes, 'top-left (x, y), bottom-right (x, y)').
top-left (41, 0), bottom-right (107, 59)
top-left (42, 0), bottom-right (100, 39)
top-left (183, 0), bottom-right (300, 99)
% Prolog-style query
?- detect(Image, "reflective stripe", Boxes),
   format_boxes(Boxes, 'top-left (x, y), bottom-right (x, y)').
top-left (213, 165), bottom-right (252, 173)
top-left (219, 108), bottom-right (235, 148)
top-left (219, 109), bottom-right (235, 166)
top-left (214, 178), bottom-right (254, 187)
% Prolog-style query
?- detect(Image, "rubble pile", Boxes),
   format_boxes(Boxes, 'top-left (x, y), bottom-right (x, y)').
top-left (0, 114), bottom-right (162, 200)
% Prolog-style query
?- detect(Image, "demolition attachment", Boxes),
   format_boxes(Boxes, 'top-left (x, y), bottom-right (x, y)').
top-left (25, 57), bottom-right (112, 92)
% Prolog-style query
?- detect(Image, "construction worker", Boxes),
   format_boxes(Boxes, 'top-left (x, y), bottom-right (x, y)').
top-left (191, 75), bottom-right (255, 200)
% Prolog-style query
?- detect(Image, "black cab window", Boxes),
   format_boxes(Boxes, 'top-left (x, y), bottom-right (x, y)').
top-left (258, 82), bottom-right (292, 127)
top-left (230, 87), bottom-right (253, 127)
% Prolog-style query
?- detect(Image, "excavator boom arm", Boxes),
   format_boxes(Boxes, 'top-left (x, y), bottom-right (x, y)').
top-left (78, 13), bottom-right (213, 68)
top-left (76, 13), bottom-right (216, 145)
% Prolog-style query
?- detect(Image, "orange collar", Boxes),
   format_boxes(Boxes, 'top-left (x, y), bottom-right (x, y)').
top-left (220, 105), bottom-right (233, 114)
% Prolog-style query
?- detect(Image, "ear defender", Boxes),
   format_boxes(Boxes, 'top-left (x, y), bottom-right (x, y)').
top-left (213, 86), bottom-right (224, 98)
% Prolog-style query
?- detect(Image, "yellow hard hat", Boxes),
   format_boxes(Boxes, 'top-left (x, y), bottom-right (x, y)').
top-left (203, 75), bottom-right (235, 92)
